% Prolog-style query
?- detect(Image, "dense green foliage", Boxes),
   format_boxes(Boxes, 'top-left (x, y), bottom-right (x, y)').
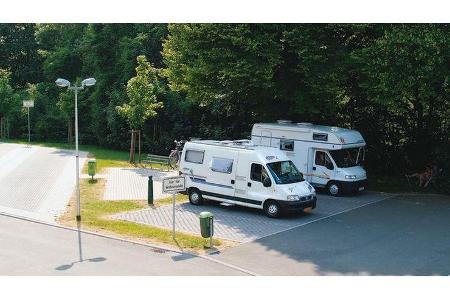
top-left (0, 23), bottom-right (448, 180)
top-left (117, 55), bottom-right (164, 130)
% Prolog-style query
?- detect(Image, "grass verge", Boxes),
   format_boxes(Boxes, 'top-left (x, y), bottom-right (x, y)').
top-left (0, 138), bottom-right (171, 172)
top-left (58, 178), bottom-right (224, 252)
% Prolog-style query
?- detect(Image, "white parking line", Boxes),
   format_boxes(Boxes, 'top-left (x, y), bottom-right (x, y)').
top-left (245, 193), bottom-right (396, 243)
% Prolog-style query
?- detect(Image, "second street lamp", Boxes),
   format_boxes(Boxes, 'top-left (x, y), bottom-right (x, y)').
top-left (55, 77), bottom-right (96, 221)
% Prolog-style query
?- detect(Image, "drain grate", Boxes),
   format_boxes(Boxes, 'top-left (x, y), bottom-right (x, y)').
top-left (151, 248), bottom-right (167, 254)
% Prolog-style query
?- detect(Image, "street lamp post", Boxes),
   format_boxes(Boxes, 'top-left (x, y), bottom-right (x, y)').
top-left (55, 78), bottom-right (96, 221)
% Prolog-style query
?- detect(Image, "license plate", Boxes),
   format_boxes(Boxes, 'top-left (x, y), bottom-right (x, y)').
top-left (358, 186), bottom-right (365, 191)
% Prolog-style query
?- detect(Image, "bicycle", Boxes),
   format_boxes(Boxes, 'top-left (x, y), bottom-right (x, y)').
top-left (168, 139), bottom-right (186, 169)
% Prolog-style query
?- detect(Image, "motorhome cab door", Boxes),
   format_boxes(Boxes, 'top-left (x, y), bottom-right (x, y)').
top-left (312, 149), bottom-right (335, 187)
top-left (246, 162), bottom-right (271, 207)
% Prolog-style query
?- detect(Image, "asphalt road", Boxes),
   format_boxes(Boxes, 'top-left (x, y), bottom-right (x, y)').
top-left (1, 193), bottom-right (449, 275)
top-left (0, 214), bottom-right (247, 275)
top-left (215, 193), bottom-right (450, 275)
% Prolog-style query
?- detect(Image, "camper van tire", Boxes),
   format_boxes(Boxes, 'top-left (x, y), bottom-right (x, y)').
top-left (327, 181), bottom-right (341, 196)
top-left (264, 200), bottom-right (282, 218)
top-left (188, 188), bottom-right (203, 205)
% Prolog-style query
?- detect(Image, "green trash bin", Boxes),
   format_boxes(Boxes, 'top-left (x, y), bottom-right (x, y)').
top-left (88, 159), bottom-right (96, 180)
top-left (199, 211), bottom-right (214, 238)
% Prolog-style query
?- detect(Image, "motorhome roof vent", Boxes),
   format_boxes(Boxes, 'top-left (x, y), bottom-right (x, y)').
top-left (277, 120), bottom-right (292, 124)
top-left (297, 122), bottom-right (313, 126)
top-left (233, 139), bottom-right (252, 145)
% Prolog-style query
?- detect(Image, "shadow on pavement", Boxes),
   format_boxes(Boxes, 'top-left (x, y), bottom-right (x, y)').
top-left (220, 193), bottom-right (450, 275)
top-left (55, 222), bottom-right (107, 271)
top-left (125, 168), bottom-right (177, 182)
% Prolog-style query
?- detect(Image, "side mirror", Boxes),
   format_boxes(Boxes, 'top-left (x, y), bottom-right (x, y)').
top-left (263, 177), bottom-right (272, 187)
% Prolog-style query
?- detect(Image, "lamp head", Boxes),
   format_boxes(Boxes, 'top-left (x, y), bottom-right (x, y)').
top-left (55, 78), bottom-right (70, 88)
top-left (82, 78), bottom-right (96, 87)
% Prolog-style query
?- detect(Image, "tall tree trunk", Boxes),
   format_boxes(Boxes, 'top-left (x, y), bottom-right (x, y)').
top-left (6, 117), bottom-right (9, 139)
top-left (67, 119), bottom-right (73, 145)
top-left (129, 130), bottom-right (136, 163)
top-left (138, 130), bottom-right (141, 163)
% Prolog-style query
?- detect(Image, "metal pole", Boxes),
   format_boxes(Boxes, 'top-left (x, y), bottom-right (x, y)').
top-left (172, 192), bottom-right (176, 240)
top-left (210, 218), bottom-right (213, 248)
top-left (148, 176), bottom-right (153, 205)
top-left (75, 88), bottom-right (81, 221)
top-left (27, 106), bottom-right (30, 145)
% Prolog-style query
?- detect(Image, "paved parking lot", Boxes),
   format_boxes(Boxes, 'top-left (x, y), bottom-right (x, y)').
top-left (113, 191), bottom-right (392, 242)
top-left (216, 193), bottom-right (450, 275)
top-left (0, 143), bottom-right (87, 222)
top-left (103, 168), bottom-right (178, 201)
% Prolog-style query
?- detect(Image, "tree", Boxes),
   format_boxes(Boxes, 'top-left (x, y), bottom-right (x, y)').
top-left (0, 69), bottom-right (15, 138)
top-left (0, 24), bottom-right (42, 88)
top-left (163, 24), bottom-right (282, 138)
top-left (117, 55), bottom-right (164, 162)
top-left (355, 24), bottom-right (450, 172)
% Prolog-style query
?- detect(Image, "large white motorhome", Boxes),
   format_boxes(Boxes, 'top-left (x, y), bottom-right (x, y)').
top-left (179, 140), bottom-right (317, 218)
top-left (251, 121), bottom-right (367, 196)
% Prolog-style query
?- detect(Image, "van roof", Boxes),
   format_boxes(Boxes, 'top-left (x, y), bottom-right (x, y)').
top-left (253, 122), bottom-right (366, 147)
top-left (187, 139), bottom-right (255, 149)
top-left (185, 140), bottom-right (289, 163)
top-left (255, 122), bottom-right (354, 134)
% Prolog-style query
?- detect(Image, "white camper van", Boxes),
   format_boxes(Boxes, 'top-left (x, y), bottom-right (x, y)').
top-left (251, 121), bottom-right (367, 196)
top-left (179, 140), bottom-right (317, 218)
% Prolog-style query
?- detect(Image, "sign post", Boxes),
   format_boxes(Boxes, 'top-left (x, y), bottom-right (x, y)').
top-left (23, 100), bottom-right (34, 146)
top-left (162, 176), bottom-right (186, 240)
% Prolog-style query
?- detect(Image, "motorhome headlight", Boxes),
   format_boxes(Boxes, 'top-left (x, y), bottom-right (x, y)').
top-left (287, 195), bottom-right (300, 201)
top-left (345, 175), bottom-right (357, 179)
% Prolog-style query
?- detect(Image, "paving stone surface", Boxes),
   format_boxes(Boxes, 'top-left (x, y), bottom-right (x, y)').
top-left (0, 143), bottom-right (87, 222)
top-left (103, 168), bottom-right (178, 201)
top-left (113, 191), bottom-right (391, 242)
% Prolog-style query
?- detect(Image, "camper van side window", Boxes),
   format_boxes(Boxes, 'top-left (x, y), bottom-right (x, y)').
top-left (210, 157), bottom-right (234, 174)
top-left (280, 139), bottom-right (294, 151)
top-left (185, 150), bottom-right (204, 164)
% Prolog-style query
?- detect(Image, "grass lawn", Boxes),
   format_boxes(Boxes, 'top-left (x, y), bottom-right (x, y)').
top-left (0, 138), bottom-right (170, 172)
top-left (1, 138), bottom-right (220, 251)
top-left (58, 178), bottom-right (223, 252)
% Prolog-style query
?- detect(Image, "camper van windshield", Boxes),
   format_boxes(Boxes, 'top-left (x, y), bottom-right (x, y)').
top-left (267, 160), bottom-right (304, 184)
top-left (329, 147), bottom-right (364, 168)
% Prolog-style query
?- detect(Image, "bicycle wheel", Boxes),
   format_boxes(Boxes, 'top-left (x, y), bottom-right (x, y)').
top-left (168, 151), bottom-right (178, 169)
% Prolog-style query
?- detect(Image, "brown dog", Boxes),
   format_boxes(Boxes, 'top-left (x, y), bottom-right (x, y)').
top-left (406, 167), bottom-right (433, 187)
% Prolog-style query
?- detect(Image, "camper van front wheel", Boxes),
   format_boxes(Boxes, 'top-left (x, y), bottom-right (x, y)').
top-left (327, 182), bottom-right (341, 196)
top-left (188, 188), bottom-right (203, 205)
top-left (264, 201), bottom-right (281, 218)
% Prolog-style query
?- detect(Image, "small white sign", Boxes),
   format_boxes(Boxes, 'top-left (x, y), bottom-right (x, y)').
top-left (163, 176), bottom-right (186, 193)
top-left (23, 100), bottom-right (34, 108)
